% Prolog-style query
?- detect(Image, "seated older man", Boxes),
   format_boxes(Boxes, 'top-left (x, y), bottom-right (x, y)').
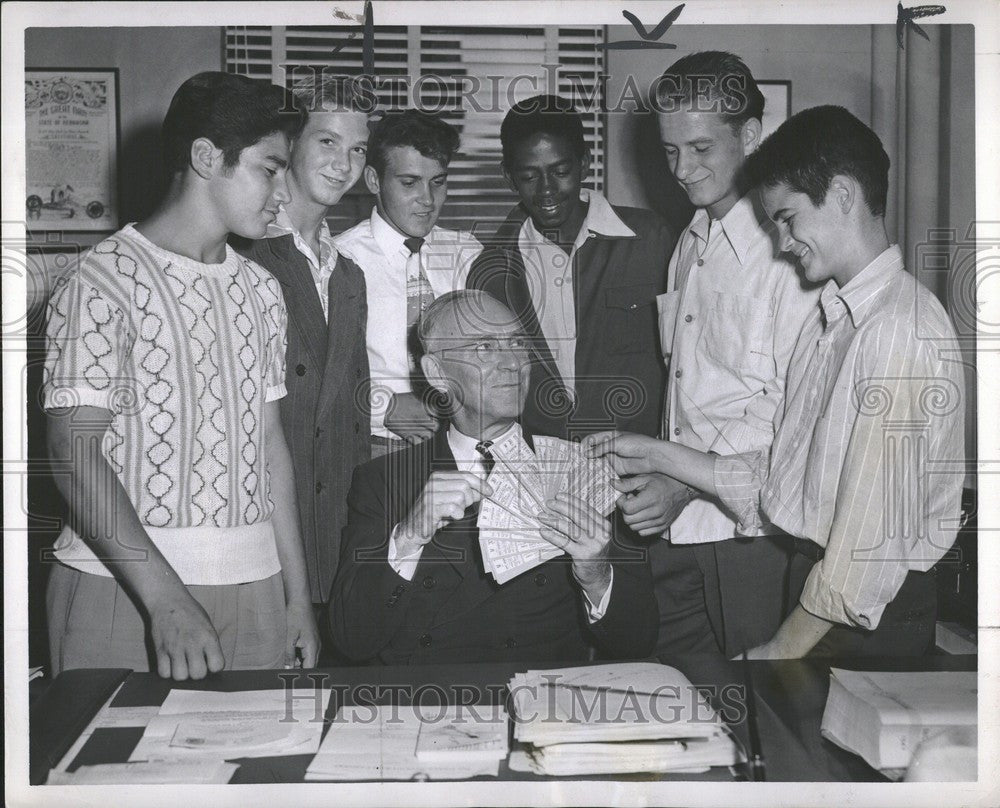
top-left (330, 289), bottom-right (658, 664)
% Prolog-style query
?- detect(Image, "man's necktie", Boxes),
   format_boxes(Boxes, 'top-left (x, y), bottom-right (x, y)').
top-left (475, 440), bottom-right (495, 476)
top-left (404, 236), bottom-right (434, 329)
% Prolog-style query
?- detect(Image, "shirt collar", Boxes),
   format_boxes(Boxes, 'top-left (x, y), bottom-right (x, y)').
top-left (371, 207), bottom-right (417, 258)
top-left (833, 244), bottom-right (904, 327)
top-left (267, 206), bottom-right (336, 265)
top-left (522, 189), bottom-right (635, 248)
top-left (686, 195), bottom-right (763, 266)
top-left (447, 421), bottom-right (520, 463)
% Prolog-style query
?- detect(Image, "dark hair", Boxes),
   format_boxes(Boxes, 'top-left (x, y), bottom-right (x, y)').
top-left (289, 71), bottom-right (376, 116)
top-left (161, 71), bottom-right (304, 175)
top-left (500, 94), bottom-right (587, 167)
top-left (366, 110), bottom-right (460, 176)
top-left (744, 105), bottom-right (890, 216)
top-left (653, 51), bottom-right (764, 130)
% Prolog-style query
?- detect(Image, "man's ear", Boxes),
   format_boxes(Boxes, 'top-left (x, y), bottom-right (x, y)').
top-left (190, 137), bottom-right (220, 180)
top-left (577, 148), bottom-right (592, 182)
top-left (741, 118), bottom-right (762, 155)
top-left (500, 161), bottom-right (518, 194)
top-left (420, 352), bottom-right (450, 395)
top-left (828, 174), bottom-right (857, 214)
top-left (363, 164), bottom-right (381, 196)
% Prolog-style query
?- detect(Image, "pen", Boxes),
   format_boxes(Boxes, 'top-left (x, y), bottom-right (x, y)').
top-left (741, 651), bottom-right (766, 781)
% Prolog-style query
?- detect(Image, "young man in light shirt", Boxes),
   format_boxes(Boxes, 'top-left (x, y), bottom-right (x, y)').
top-left (625, 52), bottom-right (821, 658)
top-left (334, 111), bottom-right (483, 457)
top-left (44, 72), bottom-right (319, 679)
top-left (236, 75), bottom-right (373, 627)
top-left (588, 105), bottom-right (965, 659)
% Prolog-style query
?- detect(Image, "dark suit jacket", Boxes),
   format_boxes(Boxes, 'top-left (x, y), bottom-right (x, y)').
top-left (235, 234), bottom-right (371, 603)
top-left (330, 428), bottom-right (658, 665)
top-left (467, 203), bottom-right (676, 439)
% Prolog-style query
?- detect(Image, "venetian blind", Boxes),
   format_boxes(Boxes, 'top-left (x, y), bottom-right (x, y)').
top-left (225, 25), bottom-right (605, 234)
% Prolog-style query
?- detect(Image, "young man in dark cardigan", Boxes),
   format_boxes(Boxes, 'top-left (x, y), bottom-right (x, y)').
top-left (235, 76), bottom-right (373, 646)
top-left (467, 94), bottom-right (676, 443)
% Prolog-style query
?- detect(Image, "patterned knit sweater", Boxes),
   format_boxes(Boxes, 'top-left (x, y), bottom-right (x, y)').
top-left (43, 224), bottom-right (287, 584)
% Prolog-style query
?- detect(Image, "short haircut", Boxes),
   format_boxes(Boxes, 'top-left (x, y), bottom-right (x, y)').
top-left (289, 71), bottom-right (375, 116)
top-left (161, 71), bottom-right (304, 175)
top-left (744, 105), bottom-right (890, 217)
top-left (366, 110), bottom-right (460, 176)
top-left (418, 289), bottom-right (514, 351)
top-left (500, 94), bottom-right (587, 167)
top-left (653, 51), bottom-right (764, 130)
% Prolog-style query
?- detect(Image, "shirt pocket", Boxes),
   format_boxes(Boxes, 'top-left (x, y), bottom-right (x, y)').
top-left (604, 283), bottom-right (660, 355)
top-left (701, 291), bottom-right (775, 375)
top-left (656, 291), bottom-right (681, 360)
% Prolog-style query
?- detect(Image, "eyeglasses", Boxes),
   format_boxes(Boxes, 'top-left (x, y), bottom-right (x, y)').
top-left (429, 335), bottom-right (532, 363)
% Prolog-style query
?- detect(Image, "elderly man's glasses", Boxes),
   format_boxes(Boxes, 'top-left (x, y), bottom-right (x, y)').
top-left (429, 335), bottom-right (532, 363)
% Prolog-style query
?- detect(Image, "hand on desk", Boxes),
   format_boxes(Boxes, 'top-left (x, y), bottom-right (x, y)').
top-left (395, 471), bottom-right (493, 557)
top-left (614, 473), bottom-right (694, 536)
top-left (385, 391), bottom-right (441, 443)
top-left (285, 602), bottom-right (320, 668)
top-left (538, 493), bottom-right (612, 606)
top-left (147, 592), bottom-right (225, 680)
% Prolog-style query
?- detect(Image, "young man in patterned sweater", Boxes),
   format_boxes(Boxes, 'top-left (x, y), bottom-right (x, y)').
top-left (43, 72), bottom-right (320, 680)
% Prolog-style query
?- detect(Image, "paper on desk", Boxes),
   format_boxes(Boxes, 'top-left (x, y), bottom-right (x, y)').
top-left (306, 704), bottom-right (507, 781)
top-left (129, 688), bottom-right (330, 762)
top-left (47, 760), bottom-right (238, 784)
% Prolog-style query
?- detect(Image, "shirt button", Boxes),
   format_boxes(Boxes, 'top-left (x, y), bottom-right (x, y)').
top-left (315, 427), bottom-right (324, 437)
top-left (684, 314), bottom-right (693, 323)
top-left (696, 258), bottom-right (704, 266)
top-left (422, 575), bottom-right (436, 590)
top-left (315, 482), bottom-right (323, 493)
top-left (354, 423), bottom-right (360, 434)
top-left (554, 277), bottom-right (563, 287)
top-left (419, 633), bottom-right (432, 648)
top-left (296, 364), bottom-right (307, 376)
top-left (675, 369), bottom-right (683, 379)
top-left (505, 637), bottom-right (517, 649)
top-left (534, 573), bottom-right (548, 587)
top-left (674, 427), bottom-right (681, 436)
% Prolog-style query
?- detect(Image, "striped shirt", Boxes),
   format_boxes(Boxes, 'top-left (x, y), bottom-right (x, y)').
top-left (42, 224), bottom-right (287, 584)
top-left (266, 206), bottom-right (338, 321)
top-left (714, 246), bottom-right (965, 629)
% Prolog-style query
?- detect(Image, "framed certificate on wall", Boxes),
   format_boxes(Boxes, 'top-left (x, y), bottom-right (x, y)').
top-left (25, 68), bottom-right (120, 232)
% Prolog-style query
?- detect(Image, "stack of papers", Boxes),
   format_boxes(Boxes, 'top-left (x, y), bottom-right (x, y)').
top-left (820, 668), bottom-right (977, 771)
top-left (306, 705), bottom-right (508, 781)
top-left (129, 688), bottom-right (331, 762)
top-left (508, 663), bottom-right (741, 776)
top-left (478, 432), bottom-right (618, 583)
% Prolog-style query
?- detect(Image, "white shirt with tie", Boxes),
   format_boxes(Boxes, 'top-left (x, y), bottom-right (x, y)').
top-left (333, 209), bottom-right (483, 438)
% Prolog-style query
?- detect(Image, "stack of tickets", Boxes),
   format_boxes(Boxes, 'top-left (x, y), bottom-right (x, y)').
top-left (477, 432), bottom-right (618, 583)
top-left (507, 663), bottom-right (742, 776)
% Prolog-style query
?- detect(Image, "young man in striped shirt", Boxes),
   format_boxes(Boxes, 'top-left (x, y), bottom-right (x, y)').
top-left (587, 106), bottom-right (965, 658)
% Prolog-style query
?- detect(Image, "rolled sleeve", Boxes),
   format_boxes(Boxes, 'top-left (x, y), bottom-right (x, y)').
top-left (713, 450), bottom-right (768, 534)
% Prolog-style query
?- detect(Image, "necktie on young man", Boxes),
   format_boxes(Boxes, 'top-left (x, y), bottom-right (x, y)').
top-left (404, 236), bottom-right (435, 329)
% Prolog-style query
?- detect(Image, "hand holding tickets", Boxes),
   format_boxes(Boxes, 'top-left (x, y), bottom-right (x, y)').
top-left (583, 430), bottom-right (668, 476)
top-left (477, 432), bottom-right (618, 583)
top-left (397, 471), bottom-right (493, 557)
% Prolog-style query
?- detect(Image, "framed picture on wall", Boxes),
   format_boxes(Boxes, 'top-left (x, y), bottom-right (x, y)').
top-left (758, 80), bottom-right (792, 140)
top-left (25, 68), bottom-right (120, 232)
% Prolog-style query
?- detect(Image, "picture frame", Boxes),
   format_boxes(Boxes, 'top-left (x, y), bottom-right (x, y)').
top-left (24, 68), bottom-right (120, 233)
top-left (758, 79), bottom-right (792, 140)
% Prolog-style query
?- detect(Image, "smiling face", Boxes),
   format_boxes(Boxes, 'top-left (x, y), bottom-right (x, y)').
top-left (761, 181), bottom-right (847, 285)
top-left (289, 110), bottom-right (369, 208)
top-left (365, 145), bottom-right (448, 238)
top-left (502, 132), bottom-right (589, 242)
top-left (211, 131), bottom-right (292, 239)
top-left (657, 110), bottom-right (759, 220)
top-left (421, 295), bottom-right (532, 437)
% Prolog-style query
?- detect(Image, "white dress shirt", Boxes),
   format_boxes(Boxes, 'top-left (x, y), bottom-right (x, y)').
top-left (715, 245), bottom-right (965, 629)
top-left (387, 422), bottom-right (613, 620)
top-left (518, 189), bottom-right (636, 395)
top-left (334, 209), bottom-right (483, 437)
top-left (659, 194), bottom-right (822, 543)
top-left (266, 207), bottom-right (339, 321)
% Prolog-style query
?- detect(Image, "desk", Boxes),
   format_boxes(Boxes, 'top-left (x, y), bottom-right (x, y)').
top-left (29, 654), bottom-right (976, 784)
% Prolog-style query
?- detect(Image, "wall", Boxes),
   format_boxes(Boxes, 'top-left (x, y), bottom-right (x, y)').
top-left (26, 27), bottom-right (223, 241)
